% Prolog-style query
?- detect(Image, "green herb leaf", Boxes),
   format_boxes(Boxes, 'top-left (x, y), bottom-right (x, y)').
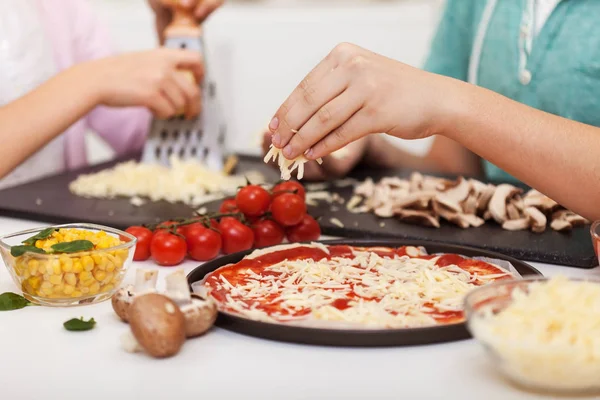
top-left (50, 240), bottom-right (94, 253)
top-left (22, 228), bottom-right (56, 246)
top-left (0, 292), bottom-right (31, 311)
top-left (10, 245), bottom-right (47, 257)
top-left (63, 317), bottom-right (96, 331)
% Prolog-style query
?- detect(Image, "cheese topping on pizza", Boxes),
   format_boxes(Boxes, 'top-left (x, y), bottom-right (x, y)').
top-left (200, 244), bottom-right (516, 329)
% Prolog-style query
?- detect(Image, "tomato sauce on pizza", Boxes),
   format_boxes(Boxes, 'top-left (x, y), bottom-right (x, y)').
top-left (201, 243), bottom-right (516, 329)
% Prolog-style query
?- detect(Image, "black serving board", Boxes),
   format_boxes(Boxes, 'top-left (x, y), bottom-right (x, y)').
top-left (0, 154), bottom-right (594, 268)
top-left (0, 153), bottom-right (278, 230)
top-left (187, 239), bottom-right (542, 347)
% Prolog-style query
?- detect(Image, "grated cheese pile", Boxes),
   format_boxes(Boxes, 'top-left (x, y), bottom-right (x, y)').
top-left (69, 156), bottom-right (265, 207)
top-left (204, 245), bottom-right (512, 329)
top-left (264, 144), bottom-right (322, 180)
top-left (470, 276), bottom-right (600, 391)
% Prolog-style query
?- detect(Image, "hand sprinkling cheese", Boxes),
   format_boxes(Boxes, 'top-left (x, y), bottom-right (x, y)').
top-left (264, 144), bottom-right (323, 180)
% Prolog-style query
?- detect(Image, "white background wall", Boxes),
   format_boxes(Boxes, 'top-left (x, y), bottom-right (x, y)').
top-left (87, 0), bottom-right (445, 164)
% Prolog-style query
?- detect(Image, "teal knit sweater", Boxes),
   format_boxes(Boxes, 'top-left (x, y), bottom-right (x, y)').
top-left (424, 0), bottom-right (600, 182)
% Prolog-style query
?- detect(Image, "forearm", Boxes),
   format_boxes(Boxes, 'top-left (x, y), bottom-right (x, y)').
top-left (0, 64), bottom-right (98, 178)
top-left (445, 81), bottom-right (600, 221)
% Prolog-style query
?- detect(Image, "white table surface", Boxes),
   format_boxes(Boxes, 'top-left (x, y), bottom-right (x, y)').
top-left (0, 215), bottom-right (598, 400)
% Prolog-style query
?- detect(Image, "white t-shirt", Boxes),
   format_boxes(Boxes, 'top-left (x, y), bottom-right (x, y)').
top-left (0, 0), bottom-right (65, 190)
top-left (534, 0), bottom-right (562, 36)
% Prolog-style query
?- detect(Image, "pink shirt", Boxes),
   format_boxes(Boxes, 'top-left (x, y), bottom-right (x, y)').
top-left (36, 0), bottom-right (151, 170)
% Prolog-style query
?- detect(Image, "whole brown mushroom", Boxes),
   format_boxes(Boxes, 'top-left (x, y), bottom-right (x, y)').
top-left (111, 269), bottom-right (158, 322)
top-left (124, 293), bottom-right (186, 358)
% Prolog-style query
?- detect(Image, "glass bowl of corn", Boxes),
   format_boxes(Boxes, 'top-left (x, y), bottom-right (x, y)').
top-left (0, 223), bottom-right (136, 306)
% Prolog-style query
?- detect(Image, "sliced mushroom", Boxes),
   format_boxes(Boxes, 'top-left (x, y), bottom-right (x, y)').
top-left (553, 210), bottom-right (589, 226)
top-left (409, 171), bottom-right (423, 192)
top-left (374, 203), bottom-right (394, 218)
top-left (126, 293), bottom-right (186, 358)
top-left (461, 214), bottom-right (485, 228)
top-left (488, 184), bottom-right (522, 224)
top-left (506, 203), bottom-right (521, 220)
top-left (440, 177), bottom-right (470, 204)
top-left (111, 269), bottom-right (158, 322)
top-left (524, 206), bottom-right (547, 233)
top-left (461, 193), bottom-right (478, 215)
top-left (397, 209), bottom-right (440, 228)
top-left (476, 184), bottom-right (496, 213)
top-left (502, 218), bottom-right (530, 231)
top-left (165, 270), bottom-right (218, 338)
top-left (433, 194), bottom-right (462, 214)
top-left (391, 191), bottom-right (437, 209)
top-left (523, 189), bottom-right (558, 211)
top-left (355, 178), bottom-right (375, 198)
top-left (551, 218), bottom-right (573, 232)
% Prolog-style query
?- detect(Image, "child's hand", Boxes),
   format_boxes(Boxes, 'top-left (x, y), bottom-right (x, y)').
top-left (87, 48), bottom-right (203, 119)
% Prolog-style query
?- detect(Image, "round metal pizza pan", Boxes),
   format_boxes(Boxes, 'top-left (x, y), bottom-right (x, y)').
top-left (187, 239), bottom-right (542, 347)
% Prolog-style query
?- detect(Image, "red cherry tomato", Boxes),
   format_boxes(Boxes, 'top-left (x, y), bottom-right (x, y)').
top-left (271, 193), bottom-right (306, 226)
top-left (272, 181), bottom-right (306, 200)
top-left (150, 231), bottom-right (187, 266)
top-left (286, 215), bottom-right (321, 242)
top-left (124, 226), bottom-right (153, 261)
top-left (236, 185), bottom-right (271, 217)
top-left (219, 217), bottom-right (254, 255)
top-left (219, 198), bottom-right (238, 213)
top-left (185, 224), bottom-right (222, 261)
top-left (252, 219), bottom-right (285, 248)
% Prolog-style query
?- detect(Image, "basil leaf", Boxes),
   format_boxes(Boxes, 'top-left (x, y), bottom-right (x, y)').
top-left (10, 245), bottom-right (47, 257)
top-left (51, 240), bottom-right (94, 254)
top-left (22, 228), bottom-right (56, 246)
top-left (64, 317), bottom-right (96, 331)
top-left (0, 292), bottom-right (31, 311)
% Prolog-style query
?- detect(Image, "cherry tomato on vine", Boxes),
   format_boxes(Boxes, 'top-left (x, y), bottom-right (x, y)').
top-left (272, 181), bottom-right (306, 200)
top-left (236, 185), bottom-right (271, 217)
top-left (286, 215), bottom-right (321, 242)
top-left (252, 219), bottom-right (285, 248)
top-left (185, 224), bottom-right (222, 261)
top-left (220, 217), bottom-right (254, 254)
top-left (150, 231), bottom-right (187, 266)
top-left (155, 220), bottom-right (186, 235)
top-left (124, 226), bottom-right (153, 261)
top-left (219, 198), bottom-right (238, 213)
top-left (271, 193), bottom-right (306, 226)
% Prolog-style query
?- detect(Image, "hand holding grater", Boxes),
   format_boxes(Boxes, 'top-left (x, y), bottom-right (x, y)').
top-left (142, 0), bottom-right (230, 173)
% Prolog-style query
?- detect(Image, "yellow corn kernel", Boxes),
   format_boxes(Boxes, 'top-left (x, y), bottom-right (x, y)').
top-left (60, 256), bottom-right (73, 272)
top-left (111, 274), bottom-right (120, 284)
top-left (22, 270), bottom-right (30, 279)
top-left (89, 282), bottom-right (100, 294)
top-left (78, 271), bottom-right (92, 282)
top-left (38, 263), bottom-right (47, 274)
top-left (51, 260), bottom-right (61, 275)
top-left (81, 255), bottom-right (95, 271)
top-left (80, 278), bottom-right (95, 287)
top-left (106, 262), bottom-right (116, 272)
top-left (41, 281), bottom-right (52, 290)
top-left (96, 237), bottom-right (112, 249)
top-left (28, 276), bottom-right (41, 290)
top-left (53, 283), bottom-right (64, 294)
top-left (101, 284), bottom-right (114, 293)
top-left (103, 272), bottom-right (114, 284)
top-left (41, 286), bottom-right (53, 296)
top-left (71, 290), bottom-right (82, 298)
top-left (72, 260), bottom-right (83, 273)
top-left (63, 285), bottom-right (75, 295)
top-left (28, 259), bottom-right (39, 275)
top-left (93, 270), bottom-right (106, 282)
top-left (81, 287), bottom-right (90, 294)
top-left (64, 272), bottom-right (77, 286)
top-left (49, 274), bottom-right (63, 285)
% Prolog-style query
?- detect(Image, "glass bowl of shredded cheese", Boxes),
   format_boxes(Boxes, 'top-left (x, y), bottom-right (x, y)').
top-left (465, 275), bottom-right (600, 395)
top-left (0, 223), bottom-right (136, 306)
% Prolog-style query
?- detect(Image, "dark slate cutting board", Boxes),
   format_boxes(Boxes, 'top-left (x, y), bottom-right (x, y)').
top-left (0, 154), bottom-right (595, 268)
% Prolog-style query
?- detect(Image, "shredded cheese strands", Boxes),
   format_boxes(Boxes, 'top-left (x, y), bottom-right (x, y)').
top-left (205, 246), bottom-right (512, 330)
top-left (69, 155), bottom-right (265, 207)
top-left (264, 144), bottom-right (323, 180)
top-left (470, 276), bottom-right (600, 391)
